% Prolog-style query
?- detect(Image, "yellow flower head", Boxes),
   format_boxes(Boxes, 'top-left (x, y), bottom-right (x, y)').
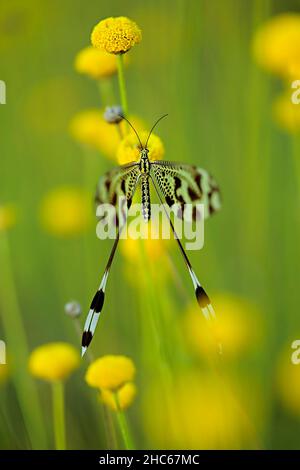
top-left (121, 236), bottom-right (164, 264)
top-left (29, 342), bottom-right (80, 382)
top-left (91, 16), bottom-right (142, 54)
top-left (117, 131), bottom-right (164, 165)
top-left (143, 373), bottom-right (257, 449)
top-left (120, 221), bottom-right (172, 288)
top-left (100, 382), bottom-right (136, 411)
top-left (183, 293), bottom-right (262, 359)
top-left (252, 13), bottom-right (300, 79)
top-left (70, 109), bottom-right (144, 160)
top-left (120, 220), bottom-right (171, 263)
top-left (74, 46), bottom-right (119, 79)
top-left (40, 186), bottom-right (92, 237)
top-left (273, 91), bottom-right (300, 134)
top-left (0, 204), bottom-right (16, 232)
top-left (85, 355), bottom-right (135, 390)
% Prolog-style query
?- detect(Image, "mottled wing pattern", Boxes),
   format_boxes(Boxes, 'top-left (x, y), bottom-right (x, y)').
top-left (151, 160), bottom-right (221, 220)
top-left (95, 163), bottom-right (140, 210)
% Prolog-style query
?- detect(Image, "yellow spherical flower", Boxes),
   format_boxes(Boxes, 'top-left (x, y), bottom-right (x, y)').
top-left (29, 343), bottom-right (80, 382)
top-left (85, 355), bottom-right (135, 390)
top-left (74, 46), bottom-right (118, 79)
top-left (40, 186), bottom-right (92, 237)
top-left (70, 109), bottom-right (112, 154)
top-left (273, 91), bottom-right (300, 134)
top-left (117, 131), bottom-right (164, 165)
top-left (91, 16), bottom-right (142, 54)
top-left (143, 373), bottom-right (260, 449)
top-left (183, 293), bottom-right (262, 359)
top-left (121, 238), bottom-right (164, 264)
top-left (101, 382), bottom-right (136, 411)
top-left (70, 109), bottom-right (144, 160)
top-left (0, 204), bottom-right (16, 231)
top-left (277, 345), bottom-right (300, 416)
top-left (120, 222), bottom-right (165, 263)
top-left (252, 14), bottom-right (300, 79)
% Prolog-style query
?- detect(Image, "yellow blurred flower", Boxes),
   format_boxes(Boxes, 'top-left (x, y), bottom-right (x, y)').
top-left (70, 109), bottom-right (144, 160)
top-left (0, 204), bottom-right (16, 232)
top-left (120, 220), bottom-right (171, 287)
top-left (74, 46), bottom-right (119, 79)
top-left (117, 131), bottom-right (164, 164)
top-left (143, 373), bottom-right (258, 449)
top-left (252, 13), bottom-right (300, 79)
top-left (121, 237), bottom-right (164, 264)
top-left (85, 355), bottom-right (135, 390)
top-left (183, 293), bottom-right (262, 359)
top-left (277, 345), bottom-right (300, 416)
top-left (29, 342), bottom-right (80, 382)
top-left (91, 16), bottom-right (142, 54)
top-left (101, 382), bottom-right (136, 411)
top-left (40, 186), bottom-right (92, 237)
top-left (121, 222), bottom-right (165, 262)
top-left (273, 91), bottom-right (300, 134)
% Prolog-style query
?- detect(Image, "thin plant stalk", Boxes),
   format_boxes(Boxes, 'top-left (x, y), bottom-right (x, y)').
top-left (52, 381), bottom-right (66, 450)
top-left (117, 54), bottom-right (129, 117)
top-left (113, 392), bottom-right (134, 450)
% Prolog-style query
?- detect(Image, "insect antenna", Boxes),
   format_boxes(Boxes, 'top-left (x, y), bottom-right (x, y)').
top-left (118, 115), bottom-right (143, 149)
top-left (145, 114), bottom-right (168, 149)
top-left (150, 173), bottom-right (222, 355)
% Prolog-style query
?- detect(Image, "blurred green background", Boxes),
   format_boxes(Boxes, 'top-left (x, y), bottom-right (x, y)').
top-left (1, 0), bottom-right (300, 450)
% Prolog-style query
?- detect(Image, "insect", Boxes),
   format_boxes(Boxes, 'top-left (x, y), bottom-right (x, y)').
top-left (81, 115), bottom-right (222, 356)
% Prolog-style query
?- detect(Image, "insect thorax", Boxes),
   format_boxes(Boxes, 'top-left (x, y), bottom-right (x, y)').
top-left (139, 149), bottom-right (150, 174)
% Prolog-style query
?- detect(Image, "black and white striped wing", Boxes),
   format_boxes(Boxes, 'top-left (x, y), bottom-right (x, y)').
top-left (95, 162), bottom-right (140, 209)
top-left (95, 162), bottom-right (140, 225)
top-left (151, 161), bottom-right (221, 219)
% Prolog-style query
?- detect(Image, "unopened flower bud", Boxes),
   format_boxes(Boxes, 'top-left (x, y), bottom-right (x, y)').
top-left (65, 300), bottom-right (82, 318)
top-left (104, 105), bottom-right (124, 124)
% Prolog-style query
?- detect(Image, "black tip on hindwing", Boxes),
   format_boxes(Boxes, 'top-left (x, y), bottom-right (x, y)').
top-left (195, 285), bottom-right (210, 308)
top-left (90, 289), bottom-right (105, 313)
top-left (82, 330), bottom-right (93, 347)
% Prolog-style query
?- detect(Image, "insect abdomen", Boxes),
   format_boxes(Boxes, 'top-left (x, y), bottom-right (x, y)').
top-left (141, 176), bottom-right (151, 221)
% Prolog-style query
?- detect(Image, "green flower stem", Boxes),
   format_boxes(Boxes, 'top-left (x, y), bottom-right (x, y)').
top-left (102, 405), bottom-right (118, 450)
top-left (113, 393), bottom-right (134, 450)
top-left (0, 232), bottom-right (47, 448)
top-left (117, 54), bottom-right (129, 117)
top-left (52, 381), bottom-right (66, 450)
